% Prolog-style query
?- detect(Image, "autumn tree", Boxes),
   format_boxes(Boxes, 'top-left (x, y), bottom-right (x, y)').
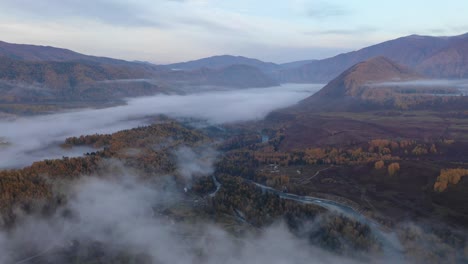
top-left (430, 144), bottom-right (438, 154)
top-left (434, 168), bottom-right (468, 192)
top-left (374, 160), bottom-right (385, 170)
top-left (388, 163), bottom-right (400, 176)
top-left (412, 145), bottom-right (428, 156)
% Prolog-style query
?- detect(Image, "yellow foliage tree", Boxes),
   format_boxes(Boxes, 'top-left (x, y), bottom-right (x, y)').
top-left (374, 161), bottom-right (385, 170)
top-left (434, 168), bottom-right (468, 192)
top-left (388, 163), bottom-right (400, 176)
top-left (430, 144), bottom-right (438, 154)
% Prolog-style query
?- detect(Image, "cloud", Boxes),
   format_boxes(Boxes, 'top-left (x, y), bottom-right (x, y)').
top-left (377, 79), bottom-right (468, 90)
top-left (427, 25), bottom-right (468, 36)
top-left (306, 1), bottom-right (351, 19)
top-left (379, 79), bottom-right (468, 86)
top-left (178, 16), bottom-right (241, 33)
top-left (0, 0), bottom-right (161, 27)
top-left (305, 26), bottom-right (378, 36)
top-left (174, 146), bottom-right (218, 185)
top-left (0, 84), bottom-right (322, 168)
top-left (0, 0), bottom-right (242, 32)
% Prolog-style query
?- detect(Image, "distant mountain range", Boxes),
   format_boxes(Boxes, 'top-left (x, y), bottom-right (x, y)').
top-left (1, 32), bottom-right (467, 103)
top-left (164, 64), bottom-right (278, 87)
top-left (0, 42), bottom-right (278, 103)
top-left (279, 33), bottom-right (468, 82)
top-left (165, 33), bottom-right (468, 83)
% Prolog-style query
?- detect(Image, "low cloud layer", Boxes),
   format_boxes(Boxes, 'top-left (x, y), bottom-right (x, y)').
top-left (377, 79), bottom-right (468, 91)
top-left (0, 84), bottom-right (321, 168)
top-left (0, 166), bottom-right (362, 264)
top-left (175, 146), bottom-right (218, 186)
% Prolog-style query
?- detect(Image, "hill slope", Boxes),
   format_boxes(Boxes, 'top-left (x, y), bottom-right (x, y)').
top-left (0, 40), bottom-right (155, 68)
top-left (0, 56), bottom-right (163, 102)
top-left (417, 34), bottom-right (468, 78)
top-left (0, 58), bottom-right (279, 103)
top-left (312, 56), bottom-right (422, 98)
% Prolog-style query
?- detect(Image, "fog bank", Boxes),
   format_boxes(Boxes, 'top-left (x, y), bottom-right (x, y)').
top-left (0, 84), bottom-right (322, 168)
top-left (0, 168), bottom-right (362, 264)
top-left (377, 79), bottom-right (468, 95)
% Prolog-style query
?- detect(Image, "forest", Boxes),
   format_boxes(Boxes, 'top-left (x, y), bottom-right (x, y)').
top-left (0, 117), bottom-right (467, 263)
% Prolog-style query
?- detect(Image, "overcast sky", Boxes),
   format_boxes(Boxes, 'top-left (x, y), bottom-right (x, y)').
top-left (0, 0), bottom-right (467, 64)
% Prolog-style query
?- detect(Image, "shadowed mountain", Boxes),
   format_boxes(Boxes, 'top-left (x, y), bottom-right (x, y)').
top-left (417, 34), bottom-right (468, 78)
top-left (0, 58), bottom-right (278, 103)
top-left (280, 33), bottom-right (468, 83)
top-left (156, 64), bottom-right (279, 88)
top-left (0, 42), bottom-right (281, 103)
top-left (165, 55), bottom-right (280, 73)
top-left (199, 64), bottom-right (279, 87)
top-left (280, 59), bottom-right (317, 69)
top-left (0, 56), bottom-right (164, 102)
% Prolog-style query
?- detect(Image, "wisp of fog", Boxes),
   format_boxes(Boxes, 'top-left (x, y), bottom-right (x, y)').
top-left (377, 79), bottom-right (468, 95)
top-left (0, 84), bottom-right (322, 168)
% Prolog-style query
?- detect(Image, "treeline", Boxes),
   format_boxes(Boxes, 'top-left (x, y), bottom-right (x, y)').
top-left (64, 122), bottom-right (207, 151)
top-left (358, 86), bottom-right (468, 111)
top-left (63, 133), bottom-right (112, 148)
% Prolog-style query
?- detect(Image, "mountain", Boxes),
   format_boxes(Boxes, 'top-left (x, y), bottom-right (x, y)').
top-left (280, 33), bottom-right (468, 83)
top-left (0, 58), bottom-right (278, 103)
top-left (417, 34), bottom-right (468, 78)
top-left (289, 56), bottom-right (467, 113)
top-left (165, 33), bottom-right (468, 83)
top-left (165, 55), bottom-right (280, 73)
top-left (294, 56), bottom-right (446, 111)
top-left (0, 56), bottom-right (163, 102)
top-left (312, 56), bottom-right (422, 98)
top-left (199, 64), bottom-right (279, 87)
top-left (0, 42), bottom-right (282, 103)
top-left (280, 59), bottom-right (317, 69)
top-left (156, 64), bottom-right (279, 88)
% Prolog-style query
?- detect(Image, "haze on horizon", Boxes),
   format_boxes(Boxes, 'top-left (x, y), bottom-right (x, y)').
top-left (0, 0), bottom-right (467, 64)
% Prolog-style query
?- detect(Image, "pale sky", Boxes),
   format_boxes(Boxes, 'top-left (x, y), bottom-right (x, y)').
top-left (0, 0), bottom-right (467, 64)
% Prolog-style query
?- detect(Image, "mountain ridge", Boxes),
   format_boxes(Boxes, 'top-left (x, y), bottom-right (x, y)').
top-left (165, 55), bottom-right (280, 73)
top-left (280, 32), bottom-right (468, 82)
top-left (0, 40), bottom-right (155, 68)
